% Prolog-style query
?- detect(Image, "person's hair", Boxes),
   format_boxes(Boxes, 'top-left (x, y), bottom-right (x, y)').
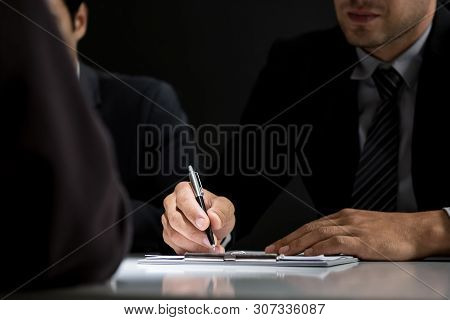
top-left (63, 0), bottom-right (84, 22)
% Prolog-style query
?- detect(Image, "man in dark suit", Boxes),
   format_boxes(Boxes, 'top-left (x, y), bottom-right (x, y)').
top-left (47, 0), bottom-right (189, 252)
top-left (162, 0), bottom-right (450, 260)
top-left (0, 0), bottom-right (130, 291)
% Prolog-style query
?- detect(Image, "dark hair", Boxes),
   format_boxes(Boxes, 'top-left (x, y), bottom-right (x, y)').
top-left (63, 0), bottom-right (84, 21)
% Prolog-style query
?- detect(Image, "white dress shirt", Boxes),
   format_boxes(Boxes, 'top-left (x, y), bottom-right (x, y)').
top-left (350, 25), bottom-right (432, 212)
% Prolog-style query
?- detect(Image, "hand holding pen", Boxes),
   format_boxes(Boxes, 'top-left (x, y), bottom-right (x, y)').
top-left (162, 166), bottom-right (236, 255)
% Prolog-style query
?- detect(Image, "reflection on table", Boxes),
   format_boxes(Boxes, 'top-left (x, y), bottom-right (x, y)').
top-left (12, 257), bottom-right (450, 299)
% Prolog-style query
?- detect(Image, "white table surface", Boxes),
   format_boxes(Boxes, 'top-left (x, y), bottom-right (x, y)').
top-left (13, 256), bottom-right (450, 299)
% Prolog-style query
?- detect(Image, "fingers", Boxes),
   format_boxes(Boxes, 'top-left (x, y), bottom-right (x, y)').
top-left (316, 208), bottom-right (354, 221)
top-left (174, 182), bottom-right (210, 231)
top-left (278, 225), bottom-right (353, 255)
top-left (162, 183), bottom-right (236, 253)
top-left (164, 205), bottom-right (213, 248)
top-left (303, 236), bottom-right (358, 257)
top-left (162, 214), bottom-right (214, 254)
top-left (265, 209), bottom-right (357, 253)
top-left (162, 192), bottom-right (213, 253)
top-left (207, 194), bottom-right (235, 232)
top-left (163, 236), bottom-right (184, 255)
top-left (265, 217), bottom-right (342, 253)
top-left (213, 245), bottom-right (226, 254)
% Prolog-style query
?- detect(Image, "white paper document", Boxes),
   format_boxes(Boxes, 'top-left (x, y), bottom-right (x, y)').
top-left (139, 251), bottom-right (359, 267)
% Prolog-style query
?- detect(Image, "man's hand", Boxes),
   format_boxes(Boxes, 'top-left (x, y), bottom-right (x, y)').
top-left (162, 182), bottom-right (236, 255)
top-left (265, 209), bottom-right (450, 261)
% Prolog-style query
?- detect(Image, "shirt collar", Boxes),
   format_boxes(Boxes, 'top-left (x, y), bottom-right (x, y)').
top-left (351, 24), bottom-right (432, 88)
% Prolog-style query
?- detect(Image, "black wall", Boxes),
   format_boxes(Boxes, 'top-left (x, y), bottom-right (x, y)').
top-left (79, 0), bottom-right (337, 125)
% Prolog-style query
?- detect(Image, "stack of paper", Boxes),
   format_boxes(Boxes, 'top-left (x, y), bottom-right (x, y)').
top-left (139, 251), bottom-right (358, 267)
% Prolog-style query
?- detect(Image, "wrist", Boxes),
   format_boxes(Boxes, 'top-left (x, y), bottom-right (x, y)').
top-left (420, 210), bottom-right (450, 256)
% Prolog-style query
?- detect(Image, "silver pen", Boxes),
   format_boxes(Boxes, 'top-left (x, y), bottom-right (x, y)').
top-left (188, 165), bottom-right (216, 248)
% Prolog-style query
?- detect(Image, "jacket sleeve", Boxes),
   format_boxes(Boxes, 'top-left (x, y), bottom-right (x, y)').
top-left (130, 81), bottom-right (190, 254)
top-left (0, 0), bottom-right (131, 291)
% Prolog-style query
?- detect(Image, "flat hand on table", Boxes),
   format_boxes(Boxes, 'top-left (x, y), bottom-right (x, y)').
top-left (266, 209), bottom-right (450, 261)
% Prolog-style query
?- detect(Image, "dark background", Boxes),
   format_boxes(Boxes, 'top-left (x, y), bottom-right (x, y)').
top-left (79, 0), bottom-right (337, 126)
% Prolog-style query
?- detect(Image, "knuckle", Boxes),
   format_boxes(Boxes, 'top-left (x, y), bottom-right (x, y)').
top-left (214, 196), bottom-right (235, 214)
top-left (317, 226), bottom-right (330, 236)
top-left (176, 193), bottom-right (194, 209)
top-left (162, 233), bottom-right (169, 245)
top-left (345, 215), bottom-right (357, 224)
top-left (226, 199), bottom-right (235, 214)
top-left (163, 195), bottom-right (173, 209)
top-left (334, 236), bottom-right (347, 246)
top-left (342, 208), bottom-right (356, 216)
top-left (162, 228), bottom-right (171, 242)
top-left (161, 214), bottom-right (171, 230)
top-left (175, 248), bottom-right (186, 255)
top-left (167, 214), bottom-right (182, 231)
top-left (215, 196), bottom-right (227, 205)
top-left (168, 229), bottom-right (183, 245)
top-left (303, 223), bottom-right (314, 233)
top-left (176, 192), bottom-right (189, 204)
top-left (175, 181), bottom-right (190, 193)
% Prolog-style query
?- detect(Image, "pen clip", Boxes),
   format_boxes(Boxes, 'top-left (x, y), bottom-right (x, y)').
top-left (188, 166), bottom-right (203, 197)
top-left (195, 172), bottom-right (203, 195)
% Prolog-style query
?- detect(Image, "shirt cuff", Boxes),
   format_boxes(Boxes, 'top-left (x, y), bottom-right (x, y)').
top-left (442, 207), bottom-right (450, 218)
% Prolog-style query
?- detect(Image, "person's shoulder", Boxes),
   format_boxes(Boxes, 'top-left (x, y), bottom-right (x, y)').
top-left (97, 69), bottom-right (174, 100)
top-left (94, 68), bottom-right (185, 121)
top-left (431, 4), bottom-right (450, 54)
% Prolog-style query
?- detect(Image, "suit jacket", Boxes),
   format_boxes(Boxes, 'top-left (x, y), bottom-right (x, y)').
top-left (0, 0), bottom-right (130, 291)
top-left (222, 5), bottom-right (450, 240)
top-left (79, 63), bottom-right (189, 253)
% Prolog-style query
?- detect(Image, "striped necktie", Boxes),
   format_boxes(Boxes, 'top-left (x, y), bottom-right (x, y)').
top-left (351, 66), bottom-right (404, 212)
